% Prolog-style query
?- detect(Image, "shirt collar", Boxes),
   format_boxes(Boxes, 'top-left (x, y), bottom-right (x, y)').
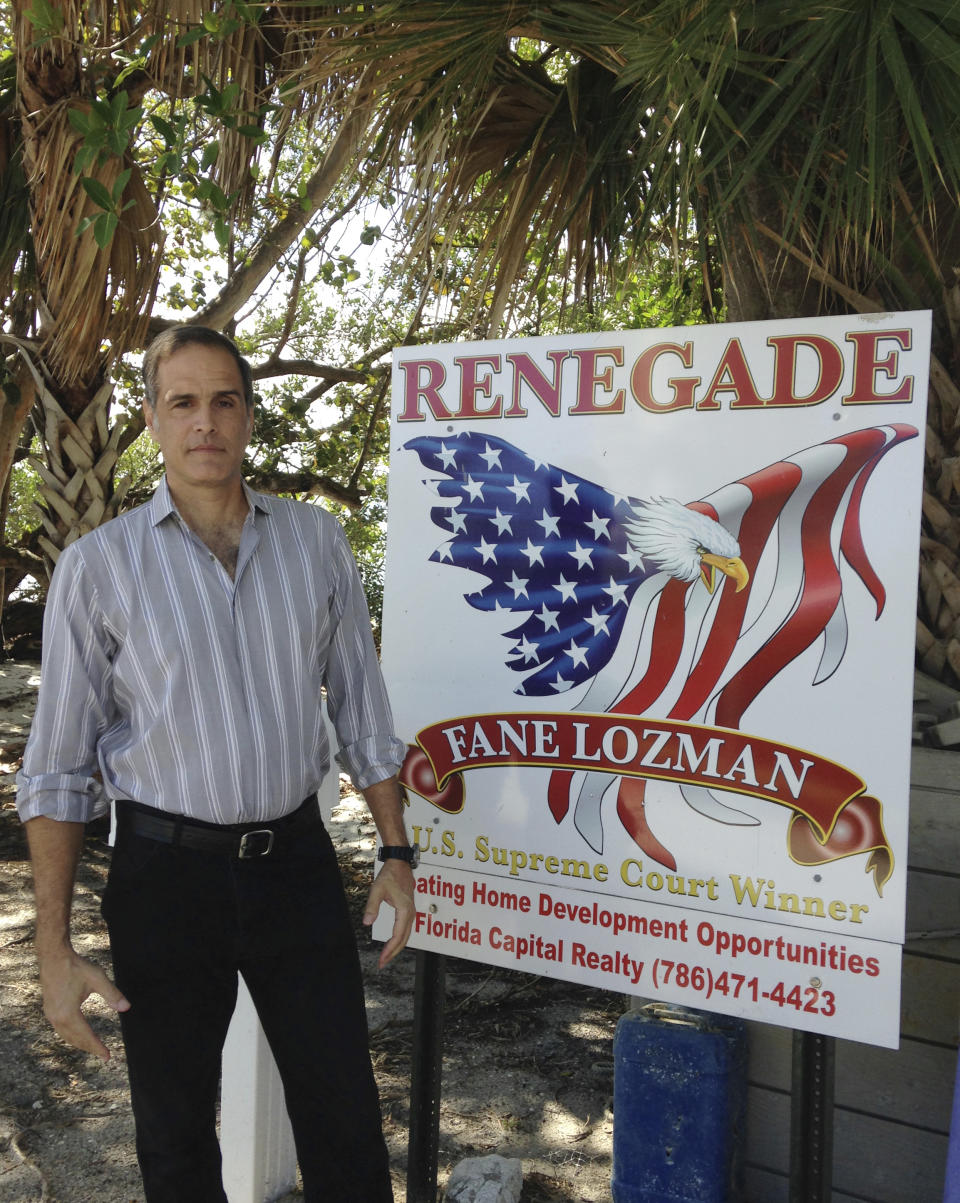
top-left (149, 476), bottom-right (272, 526)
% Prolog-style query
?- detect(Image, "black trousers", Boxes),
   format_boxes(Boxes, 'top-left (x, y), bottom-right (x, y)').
top-left (101, 804), bottom-right (393, 1203)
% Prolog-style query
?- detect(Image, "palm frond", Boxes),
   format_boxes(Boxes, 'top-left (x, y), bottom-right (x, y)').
top-left (286, 1), bottom-right (960, 326)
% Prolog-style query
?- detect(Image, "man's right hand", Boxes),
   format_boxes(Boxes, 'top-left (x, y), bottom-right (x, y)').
top-left (38, 946), bottom-right (130, 1063)
top-left (25, 816), bottom-right (130, 1061)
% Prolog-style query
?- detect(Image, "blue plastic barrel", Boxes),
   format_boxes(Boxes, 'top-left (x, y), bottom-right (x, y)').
top-left (612, 1004), bottom-right (747, 1203)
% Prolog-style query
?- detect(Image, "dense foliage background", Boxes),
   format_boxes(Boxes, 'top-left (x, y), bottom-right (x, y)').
top-left (1, 3), bottom-right (958, 666)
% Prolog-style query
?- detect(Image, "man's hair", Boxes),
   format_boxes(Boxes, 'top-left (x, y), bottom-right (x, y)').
top-left (142, 326), bottom-right (255, 411)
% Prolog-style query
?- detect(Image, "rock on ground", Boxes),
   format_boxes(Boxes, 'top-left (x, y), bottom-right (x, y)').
top-left (444, 1153), bottom-right (523, 1202)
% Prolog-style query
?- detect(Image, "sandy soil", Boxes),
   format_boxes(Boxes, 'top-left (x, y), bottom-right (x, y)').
top-left (0, 662), bottom-right (618, 1202)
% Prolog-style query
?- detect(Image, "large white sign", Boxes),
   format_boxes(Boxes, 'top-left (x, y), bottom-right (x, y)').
top-left (378, 313), bottom-right (931, 1048)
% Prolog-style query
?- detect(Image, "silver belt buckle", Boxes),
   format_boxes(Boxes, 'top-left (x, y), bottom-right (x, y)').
top-left (239, 829), bottom-right (275, 858)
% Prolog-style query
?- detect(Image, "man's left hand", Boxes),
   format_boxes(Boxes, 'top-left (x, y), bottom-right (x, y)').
top-left (363, 859), bottom-right (416, 968)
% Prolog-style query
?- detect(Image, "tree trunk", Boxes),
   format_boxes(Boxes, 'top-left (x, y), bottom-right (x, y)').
top-left (29, 377), bottom-right (130, 574)
top-left (0, 355), bottom-right (37, 513)
top-left (715, 174), bottom-right (822, 325)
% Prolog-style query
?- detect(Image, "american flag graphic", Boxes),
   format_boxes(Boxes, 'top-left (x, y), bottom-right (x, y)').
top-left (404, 424), bottom-right (917, 871)
top-left (405, 432), bottom-right (654, 695)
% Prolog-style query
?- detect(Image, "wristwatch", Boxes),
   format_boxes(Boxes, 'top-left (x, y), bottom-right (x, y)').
top-left (378, 844), bottom-right (420, 869)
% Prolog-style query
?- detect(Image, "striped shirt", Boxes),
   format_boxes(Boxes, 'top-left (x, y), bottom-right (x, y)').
top-left (17, 478), bottom-right (404, 825)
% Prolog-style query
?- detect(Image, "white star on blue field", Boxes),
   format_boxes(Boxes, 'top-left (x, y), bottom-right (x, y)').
top-left (405, 432), bottom-right (651, 695)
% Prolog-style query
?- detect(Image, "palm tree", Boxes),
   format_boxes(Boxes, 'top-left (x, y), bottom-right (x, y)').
top-left (6, 2), bottom-right (161, 570)
top-left (1, 1), bottom-right (373, 578)
top-left (4, 2), bottom-right (960, 679)
top-left (288, 0), bottom-right (960, 679)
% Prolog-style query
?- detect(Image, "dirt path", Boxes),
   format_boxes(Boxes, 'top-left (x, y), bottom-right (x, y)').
top-left (0, 663), bottom-right (617, 1202)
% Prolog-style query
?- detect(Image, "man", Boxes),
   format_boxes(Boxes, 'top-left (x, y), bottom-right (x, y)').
top-left (17, 325), bottom-right (415, 1202)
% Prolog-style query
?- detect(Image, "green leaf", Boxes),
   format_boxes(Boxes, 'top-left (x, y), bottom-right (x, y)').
top-left (93, 211), bottom-right (118, 249)
top-left (232, 0), bottom-right (262, 23)
top-left (73, 145), bottom-right (99, 175)
top-left (150, 114), bottom-right (176, 144)
top-left (25, 0), bottom-right (64, 38)
top-left (81, 176), bottom-right (116, 213)
top-left (195, 178), bottom-right (228, 210)
top-left (120, 104), bottom-right (143, 134)
top-left (112, 168), bottom-right (132, 203)
top-left (207, 181), bottom-right (228, 210)
top-left (91, 96), bottom-right (114, 123)
top-left (156, 150), bottom-right (181, 174)
top-left (177, 26), bottom-right (207, 48)
top-left (114, 59), bottom-right (147, 89)
top-left (67, 108), bottom-right (93, 136)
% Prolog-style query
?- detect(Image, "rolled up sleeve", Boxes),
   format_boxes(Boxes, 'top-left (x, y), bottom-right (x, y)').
top-left (16, 545), bottom-right (116, 824)
top-left (323, 528), bottom-right (404, 790)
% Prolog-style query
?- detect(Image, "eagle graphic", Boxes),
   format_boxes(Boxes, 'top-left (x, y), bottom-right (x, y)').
top-left (623, 497), bottom-right (749, 594)
top-left (401, 424), bottom-right (916, 884)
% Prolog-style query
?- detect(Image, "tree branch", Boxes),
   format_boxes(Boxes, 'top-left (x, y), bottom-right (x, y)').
top-left (272, 246), bottom-right (308, 360)
top-left (187, 82), bottom-right (376, 333)
top-left (349, 375), bottom-right (389, 494)
top-left (299, 379), bottom-right (341, 406)
top-left (247, 468), bottom-right (364, 510)
top-left (0, 544), bottom-right (45, 575)
top-left (250, 358), bottom-right (374, 385)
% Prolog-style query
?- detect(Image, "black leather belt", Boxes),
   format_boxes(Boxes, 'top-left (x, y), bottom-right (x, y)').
top-left (116, 794), bottom-right (320, 859)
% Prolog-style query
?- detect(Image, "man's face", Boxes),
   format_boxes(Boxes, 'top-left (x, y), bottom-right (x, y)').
top-left (144, 343), bottom-right (253, 497)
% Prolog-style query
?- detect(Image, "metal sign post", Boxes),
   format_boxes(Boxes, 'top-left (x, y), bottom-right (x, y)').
top-left (406, 949), bottom-right (446, 1203)
top-left (789, 1030), bottom-right (836, 1203)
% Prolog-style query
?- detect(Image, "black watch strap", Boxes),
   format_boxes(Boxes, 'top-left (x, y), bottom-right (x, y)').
top-left (378, 844), bottom-right (419, 868)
